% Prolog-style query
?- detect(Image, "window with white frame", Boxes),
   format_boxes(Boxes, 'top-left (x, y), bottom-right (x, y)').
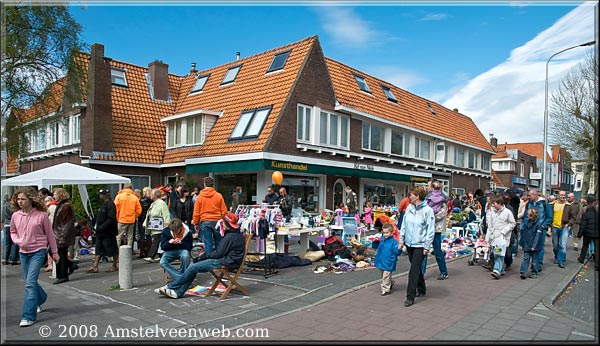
top-left (362, 122), bottom-right (385, 152)
top-left (185, 116), bottom-right (203, 145)
top-left (230, 106), bottom-right (271, 140)
top-left (167, 119), bottom-right (182, 147)
top-left (32, 127), bottom-right (46, 151)
top-left (111, 68), bottom-right (127, 86)
top-left (62, 118), bottom-right (70, 146)
top-left (297, 105), bottom-right (312, 143)
top-left (72, 114), bottom-right (80, 143)
top-left (453, 187), bottom-right (465, 197)
top-left (49, 121), bottom-right (60, 148)
top-left (481, 154), bottom-right (490, 171)
top-left (438, 179), bottom-right (450, 195)
top-left (319, 110), bottom-right (349, 149)
top-left (391, 130), bottom-right (408, 156)
top-left (575, 164), bottom-right (583, 173)
top-left (492, 160), bottom-right (514, 171)
top-left (520, 163), bottom-right (525, 177)
top-left (414, 137), bottom-right (430, 160)
top-left (468, 151), bottom-right (477, 169)
top-left (454, 148), bottom-right (465, 167)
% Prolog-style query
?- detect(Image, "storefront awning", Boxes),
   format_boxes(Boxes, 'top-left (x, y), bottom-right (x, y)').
top-left (186, 158), bottom-right (430, 183)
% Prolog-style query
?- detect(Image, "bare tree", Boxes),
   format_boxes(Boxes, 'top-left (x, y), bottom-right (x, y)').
top-left (549, 52), bottom-right (598, 197)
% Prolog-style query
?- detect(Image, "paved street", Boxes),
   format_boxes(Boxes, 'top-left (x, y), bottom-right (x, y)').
top-left (1, 237), bottom-right (597, 344)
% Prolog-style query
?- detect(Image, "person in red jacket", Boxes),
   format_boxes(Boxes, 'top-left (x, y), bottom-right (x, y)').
top-left (192, 177), bottom-right (227, 254)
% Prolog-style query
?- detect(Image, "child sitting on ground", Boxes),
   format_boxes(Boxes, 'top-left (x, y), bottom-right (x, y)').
top-left (374, 223), bottom-right (402, 296)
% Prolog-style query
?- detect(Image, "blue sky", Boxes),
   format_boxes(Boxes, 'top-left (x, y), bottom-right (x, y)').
top-left (69, 1), bottom-right (597, 145)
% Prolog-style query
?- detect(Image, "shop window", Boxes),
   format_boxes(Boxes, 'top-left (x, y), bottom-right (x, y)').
top-left (333, 179), bottom-right (346, 210)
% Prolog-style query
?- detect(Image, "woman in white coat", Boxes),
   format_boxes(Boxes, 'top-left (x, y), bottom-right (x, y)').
top-left (486, 195), bottom-right (516, 279)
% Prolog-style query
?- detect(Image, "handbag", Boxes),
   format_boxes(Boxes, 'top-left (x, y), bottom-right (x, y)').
top-left (493, 237), bottom-right (507, 255)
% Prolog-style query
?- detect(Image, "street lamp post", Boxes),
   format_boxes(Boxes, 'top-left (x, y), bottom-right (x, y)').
top-left (541, 40), bottom-right (595, 197)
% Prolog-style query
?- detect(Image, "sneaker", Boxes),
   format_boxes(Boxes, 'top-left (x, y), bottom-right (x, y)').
top-left (143, 257), bottom-right (154, 263)
top-left (381, 291), bottom-right (390, 296)
top-left (37, 305), bottom-right (43, 313)
top-left (520, 273), bottom-right (527, 280)
top-left (437, 273), bottom-right (449, 280)
top-left (154, 285), bottom-right (168, 295)
top-left (528, 273), bottom-right (539, 279)
top-left (558, 263), bottom-right (565, 268)
top-left (19, 320), bottom-right (35, 327)
top-left (160, 288), bottom-right (179, 299)
top-left (491, 271), bottom-right (501, 279)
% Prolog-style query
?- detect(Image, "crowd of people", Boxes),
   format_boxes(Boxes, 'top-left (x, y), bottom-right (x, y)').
top-left (2, 177), bottom-right (597, 326)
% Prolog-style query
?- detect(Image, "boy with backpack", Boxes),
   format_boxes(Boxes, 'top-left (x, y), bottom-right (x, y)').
top-left (375, 223), bottom-right (402, 296)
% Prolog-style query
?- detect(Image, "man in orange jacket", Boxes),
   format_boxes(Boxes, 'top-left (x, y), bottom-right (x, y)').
top-left (192, 177), bottom-right (228, 253)
top-left (114, 183), bottom-right (142, 252)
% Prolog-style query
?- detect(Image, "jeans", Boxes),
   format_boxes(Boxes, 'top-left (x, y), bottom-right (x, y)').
top-left (511, 231), bottom-right (519, 257)
top-left (200, 221), bottom-right (220, 254)
top-left (19, 249), bottom-right (47, 321)
top-left (520, 250), bottom-right (539, 274)
top-left (406, 247), bottom-right (426, 300)
top-left (493, 253), bottom-right (505, 274)
top-left (552, 226), bottom-right (569, 266)
top-left (168, 258), bottom-right (221, 297)
top-left (160, 249), bottom-right (191, 279)
top-left (538, 230), bottom-right (546, 270)
top-left (3, 226), bottom-right (19, 262)
top-left (420, 233), bottom-right (448, 277)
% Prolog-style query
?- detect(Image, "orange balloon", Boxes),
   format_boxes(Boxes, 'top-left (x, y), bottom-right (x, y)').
top-left (272, 171), bottom-right (283, 185)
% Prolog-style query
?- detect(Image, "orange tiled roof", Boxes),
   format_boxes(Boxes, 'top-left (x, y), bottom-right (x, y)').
top-left (492, 148), bottom-right (509, 159)
top-left (325, 58), bottom-right (495, 153)
top-left (12, 78), bottom-right (65, 124)
top-left (496, 142), bottom-right (552, 162)
top-left (162, 36), bottom-right (318, 163)
top-left (108, 60), bottom-right (180, 164)
top-left (491, 171), bottom-right (505, 188)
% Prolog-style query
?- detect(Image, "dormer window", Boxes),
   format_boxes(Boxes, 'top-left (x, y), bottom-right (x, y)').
top-left (230, 106), bottom-right (272, 140)
top-left (267, 50), bottom-right (291, 73)
top-left (427, 102), bottom-right (436, 115)
top-left (221, 65), bottom-right (241, 85)
top-left (381, 85), bottom-right (397, 103)
top-left (111, 68), bottom-right (127, 86)
top-left (354, 74), bottom-right (371, 93)
top-left (190, 75), bottom-right (209, 93)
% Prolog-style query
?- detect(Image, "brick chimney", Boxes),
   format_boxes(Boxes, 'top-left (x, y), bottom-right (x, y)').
top-left (83, 43), bottom-right (113, 156)
top-left (490, 136), bottom-right (497, 147)
top-left (148, 60), bottom-right (169, 101)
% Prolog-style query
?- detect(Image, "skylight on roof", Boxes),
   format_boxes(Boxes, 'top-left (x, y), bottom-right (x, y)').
top-left (354, 74), bottom-right (371, 93)
top-left (230, 106), bottom-right (272, 140)
top-left (221, 65), bottom-right (241, 85)
top-left (427, 102), bottom-right (436, 115)
top-left (111, 68), bottom-right (127, 86)
top-left (190, 75), bottom-right (209, 93)
top-left (381, 85), bottom-right (397, 103)
top-left (267, 50), bottom-right (291, 73)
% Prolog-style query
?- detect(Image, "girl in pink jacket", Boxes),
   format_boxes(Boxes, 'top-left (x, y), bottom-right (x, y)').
top-left (10, 187), bottom-right (59, 328)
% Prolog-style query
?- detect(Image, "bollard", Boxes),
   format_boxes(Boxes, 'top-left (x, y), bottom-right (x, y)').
top-left (119, 245), bottom-right (133, 289)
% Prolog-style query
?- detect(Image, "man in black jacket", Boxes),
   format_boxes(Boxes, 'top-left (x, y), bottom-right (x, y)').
top-left (155, 212), bottom-right (245, 299)
top-left (577, 194), bottom-right (598, 270)
top-left (86, 190), bottom-right (119, 273)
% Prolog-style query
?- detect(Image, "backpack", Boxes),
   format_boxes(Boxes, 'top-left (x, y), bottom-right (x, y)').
top-left (322, 236), bottom-right (347, 258)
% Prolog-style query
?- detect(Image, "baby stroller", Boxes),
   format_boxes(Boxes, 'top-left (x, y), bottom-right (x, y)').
top-left (468, 237), bottom-right (490, 266)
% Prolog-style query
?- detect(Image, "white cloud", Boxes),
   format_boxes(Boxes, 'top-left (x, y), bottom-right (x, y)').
top-left (368, 65), bottom-right (428, 91)
top-left (419, 13), bottom-right (449, 21)
top-left (314, 7), bottom-right (393, 48)
top-left (443, 2), bottom-right (596, 145)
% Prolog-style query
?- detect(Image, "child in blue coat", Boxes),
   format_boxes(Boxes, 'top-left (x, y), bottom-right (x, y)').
top-left (375, 223), bottom-right (402, 296)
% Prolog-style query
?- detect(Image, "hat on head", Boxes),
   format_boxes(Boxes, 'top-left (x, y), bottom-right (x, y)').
top-left (586, 193), bottom-right (596, 203)
top-left (98, 189), bottom-right (110, 195)
top-left (223, 212), bottom-right (239, 229)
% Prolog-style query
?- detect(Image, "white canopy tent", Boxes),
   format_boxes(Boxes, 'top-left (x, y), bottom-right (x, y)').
top-left (2, 163), bottom-right (130, 218)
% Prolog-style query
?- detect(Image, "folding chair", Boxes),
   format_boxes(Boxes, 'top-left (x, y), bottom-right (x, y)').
top-left (206, 233), bottom-right (252, 300)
